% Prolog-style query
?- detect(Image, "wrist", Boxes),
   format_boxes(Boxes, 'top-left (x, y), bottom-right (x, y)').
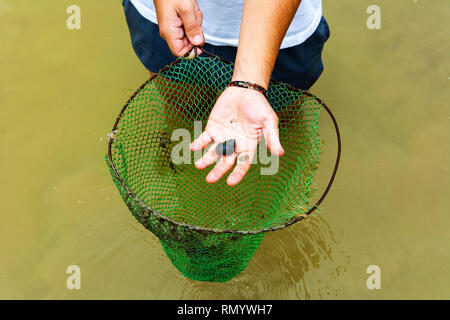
top-left (232, 56), bottom-right (271, 90)
top-left (231, 76), bottom-right (268, 92)
top-left (228, 80), bottom-right (268, 99)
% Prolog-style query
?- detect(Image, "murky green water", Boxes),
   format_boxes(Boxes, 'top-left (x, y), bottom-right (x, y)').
top-left (0, 0), bottom-right (449, 299)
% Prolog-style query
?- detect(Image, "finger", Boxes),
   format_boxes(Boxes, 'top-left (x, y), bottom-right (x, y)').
top-left (205, 153), bottom-right (237, 183)
top-left (158, 22), bottom-right (186, 56)
top-left (177, 1), bottom-right (204, 46)
top-left (176, 41), bottom-right (193, 57)
top-left (161, 31), bottom-right (191, 57)
top-left (195, 143), bottom-right (219, 169)
top-left (188, 46), bottom-right (203, 58)
top-left (263, 116), bottom-right (285, 156)
top-left (190, 131), bottom-right (213, 151)
top-left (226, 150), bottom-right (255, 186)
top-left (192, 0), bottom-right (203, 25)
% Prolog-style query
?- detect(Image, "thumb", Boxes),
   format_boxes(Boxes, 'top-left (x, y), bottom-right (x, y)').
top-left (177, 3), bottom-right (204, 46)
top-left (264, 116), bottom-right (284, 156)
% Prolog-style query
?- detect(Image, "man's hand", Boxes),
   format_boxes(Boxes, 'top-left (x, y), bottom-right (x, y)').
top-left (154, 0), bottom-right (204, 56)
top-left (190, 87), bottom-right (284, 186)
top-left (189, 0), bottom-right (301, 185)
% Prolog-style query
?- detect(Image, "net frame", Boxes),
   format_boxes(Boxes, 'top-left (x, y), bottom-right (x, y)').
top-left (107, 46), bottom-right (341, 236)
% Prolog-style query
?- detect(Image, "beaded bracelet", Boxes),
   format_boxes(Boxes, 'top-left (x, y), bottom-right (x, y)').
top-left (228, 81), bottom-right (268, 99)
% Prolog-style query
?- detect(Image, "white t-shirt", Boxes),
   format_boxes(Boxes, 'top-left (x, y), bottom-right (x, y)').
top-left (129, 0), bottom-right (322, 49)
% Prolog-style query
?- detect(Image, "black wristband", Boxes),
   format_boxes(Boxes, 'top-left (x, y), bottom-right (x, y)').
top-left (228, 81), bottom-right (268, 99)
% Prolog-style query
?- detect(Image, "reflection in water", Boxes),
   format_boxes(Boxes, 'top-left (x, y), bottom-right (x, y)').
top-left (177, 215), bottom-right (348, 299)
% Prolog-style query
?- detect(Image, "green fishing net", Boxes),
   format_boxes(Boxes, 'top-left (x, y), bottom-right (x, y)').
top-left (106, 49), bottom-right (340, 282)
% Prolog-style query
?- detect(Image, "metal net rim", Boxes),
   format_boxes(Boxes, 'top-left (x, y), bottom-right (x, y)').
top-left (107, 47), bottom-right (341, 235)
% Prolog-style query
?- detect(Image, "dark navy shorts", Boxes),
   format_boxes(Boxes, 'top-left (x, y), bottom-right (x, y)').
top-left (122, 0), bottom-right (330, 90)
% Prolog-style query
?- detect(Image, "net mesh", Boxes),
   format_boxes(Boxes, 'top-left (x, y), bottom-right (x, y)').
top-left (106, 52), bottom-right (324, 282)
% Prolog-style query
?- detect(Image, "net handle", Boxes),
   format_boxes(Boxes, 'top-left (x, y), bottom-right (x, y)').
top-left (107, 46), bottom-right (342, 234)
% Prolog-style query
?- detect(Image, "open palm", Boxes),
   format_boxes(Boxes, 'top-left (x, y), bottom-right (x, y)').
top-left (190, 86), bottom-right (284, 186)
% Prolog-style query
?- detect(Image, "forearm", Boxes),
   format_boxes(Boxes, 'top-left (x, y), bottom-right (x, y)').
top-left (232, 0), bottom-right (302, 89)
